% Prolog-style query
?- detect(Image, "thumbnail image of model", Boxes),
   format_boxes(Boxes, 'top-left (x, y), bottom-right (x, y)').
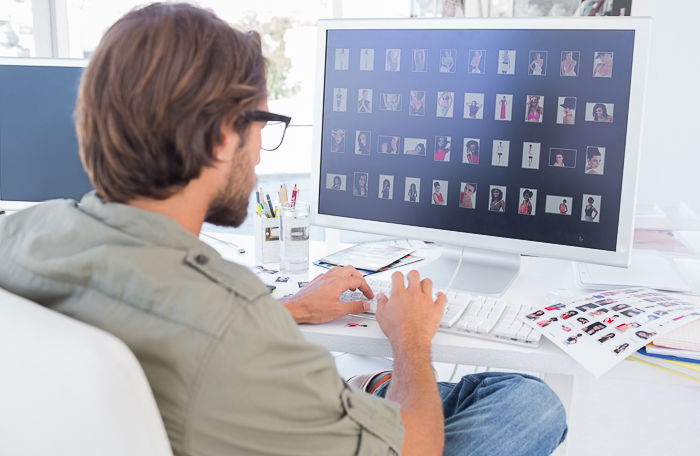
top-left (522, 142), bottom-right (541, 169)
top-left (459, 182), bottom-right (477, 209)
top-left (355, 131), bottom-right (370, 155)
top-left (412, 49), bottom-right (427, 72)
top-left (613, 343), bottom-right (629, 354)
top-left (357, 89), bottom-right (372, 113)
top-left (405, 178), bottom-right (420, 203)
top-left (469, 49), bottom-right (485, 74)
top-left (380, 93), bottom-right (402, 111)
top-left (582, 195), bottom-right (600, 223)
top-left (353, 172), bottom-right (368, 197)
top-left (330, 129), bottom-right (345, 153)
top-left (408, 90), bottom-right (425, 116)
top-left (592, 51), bottom-right (613, 78)
top-left (434, 136), bottom-right (451, 161)
top-left (335, 48), bottom-right (349, 70)
top-left (491, 140), bottom-right (510, 167)
top-left (565, 333), bottom-right (583, 344)
top-left (586, 102), bottom-right (614, 122)
top-left (385, 49), bottom-right (401, 71)
top-left (545, 195), bottom-right (572, 215)
top-left (439, 49), bottom-right (456, 73)
top-left (332, 88), bottom-right (347, 112)
top-left (432, 180), bottom-right (448, 206)
top-left (404, 137), bottom-right (427, 156)
top-left (528, 51), bottom-right (547, 76)
top-left (495, 94), bottom-right (512, 121)
top-left (557, 97), bottom-right (576, 124)
top-left (377, 135), bottom-right (399, 154)
top-left (597, 333), bottom-right (616, 343)
top-left (329, 173), bottom-right (348, 191)
top-left (585, 146), bottom-right (605, 174)
top-left (359, 48), bottom-right (374, 71)
top-left (326, 174), bottom-right (346, 191)
top-left (583, 322), bottom-right (606, 336)
top-left (436, 91), bottom-right (454, 118)
top-left (378, 175), bottom-right (394, 200)
top-left (525, 95), bottom-right (544, 123)
top-left (518, 189), bottom-right (536, 215)
top-left (560, 51), bottom-right (579, 76)
top-left (489, 186), bottom-right (506, 212)
top-left (498, 50), bottom-right (515, 74)
top-left (549, 148), bottom-right (577, 168)
top-left (464, 93), bottom-right (484, 119)
top-left (462, 138), bottom-right (479, 164)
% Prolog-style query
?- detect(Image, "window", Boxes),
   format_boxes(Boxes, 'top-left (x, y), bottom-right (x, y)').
top-left (0, 0), bottom-right (35, 57)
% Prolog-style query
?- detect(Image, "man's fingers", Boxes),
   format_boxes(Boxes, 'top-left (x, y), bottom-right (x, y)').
top-left (341, 275), bottom-right (375, 300)
top-left (435, 291), bottom-right (447, 308)
top-left (420, 277), bottom-right (433, 297)
top-left (377, 292), bottom-right (389, 306)
top-left (338, 299), bottom-right (369, 316)
top-left (390, 271), bottom-right (405, 293)
top-left (406, 270), bottom-right (421, 291)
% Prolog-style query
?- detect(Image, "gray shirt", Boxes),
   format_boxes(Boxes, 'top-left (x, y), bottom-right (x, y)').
top-left (0, 192), bottom-right (403, 455)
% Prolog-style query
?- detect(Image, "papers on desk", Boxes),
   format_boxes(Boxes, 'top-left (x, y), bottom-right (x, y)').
top-left (316, 243), bottom-right (422, 275)
top-left (520, 288), bottom-right (700, 377)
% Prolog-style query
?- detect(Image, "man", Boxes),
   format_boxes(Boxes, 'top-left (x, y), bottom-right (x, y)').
top-left (0, 4), bottom-right (567, 455)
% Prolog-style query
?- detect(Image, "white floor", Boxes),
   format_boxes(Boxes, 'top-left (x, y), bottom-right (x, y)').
top-left (332, 353), bottom-right (700, 456)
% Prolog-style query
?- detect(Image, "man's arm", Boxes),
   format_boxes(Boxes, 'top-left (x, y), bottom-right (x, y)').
top-left (376, 271), bottom-right (446, 456)
top-left (279, 265), bottom-right (373, 324)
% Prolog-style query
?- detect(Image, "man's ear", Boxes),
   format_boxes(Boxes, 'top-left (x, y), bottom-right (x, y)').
top-left (213, 126), bottom-right (240, 163)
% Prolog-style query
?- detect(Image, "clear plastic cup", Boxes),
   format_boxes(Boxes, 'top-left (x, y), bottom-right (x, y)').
top-left (279, 201), bottom-right (310, 273)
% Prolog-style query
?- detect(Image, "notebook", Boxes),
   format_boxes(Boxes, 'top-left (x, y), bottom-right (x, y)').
top-left (653, 319), bottom-right (700, 352)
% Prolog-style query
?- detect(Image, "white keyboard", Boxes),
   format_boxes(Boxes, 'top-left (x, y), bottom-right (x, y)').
top-left (341, 277), bottom-right (542, 347)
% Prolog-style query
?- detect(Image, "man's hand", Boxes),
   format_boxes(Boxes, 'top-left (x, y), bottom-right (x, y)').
top-left (279, 265), bottom-right (374, 324)
top-left (375, 270), bottom-right (446, 351)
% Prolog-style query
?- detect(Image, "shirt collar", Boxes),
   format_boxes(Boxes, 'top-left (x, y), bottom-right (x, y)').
top-left (78, 191), bottom-right (217, 254)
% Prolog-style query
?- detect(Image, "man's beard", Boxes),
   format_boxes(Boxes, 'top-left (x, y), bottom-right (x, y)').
top-left (205, 158), bottom-right (255, 228)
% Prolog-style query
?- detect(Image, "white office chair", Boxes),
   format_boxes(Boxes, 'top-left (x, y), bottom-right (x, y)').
top-left (0, 288), bottom-right (173, 456)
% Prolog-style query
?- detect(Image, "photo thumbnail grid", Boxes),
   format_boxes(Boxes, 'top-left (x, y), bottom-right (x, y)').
top-left (320, 28), bottom-right (634, 250)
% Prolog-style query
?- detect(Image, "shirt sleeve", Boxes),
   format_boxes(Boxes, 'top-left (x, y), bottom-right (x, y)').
top-left (185, 294), bottom-right (404, 456)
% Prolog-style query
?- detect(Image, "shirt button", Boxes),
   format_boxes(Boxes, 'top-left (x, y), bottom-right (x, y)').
top-left (346, 397), bottom-right (353, 409)
top-left (195, 254), bottom-right (209, 265)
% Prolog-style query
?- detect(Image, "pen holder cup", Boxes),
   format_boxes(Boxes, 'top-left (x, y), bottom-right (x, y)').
top-left (254, 214), bottom-right (281, 264)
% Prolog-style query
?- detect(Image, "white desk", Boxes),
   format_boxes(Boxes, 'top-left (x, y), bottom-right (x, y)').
top-left (202, 231), bottom-right (700, 385)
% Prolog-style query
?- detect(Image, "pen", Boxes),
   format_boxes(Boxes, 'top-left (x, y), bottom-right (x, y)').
top-left (291, 184), bottom-right (298, 207)
top-left (266, 193), bottom-right (275, 218)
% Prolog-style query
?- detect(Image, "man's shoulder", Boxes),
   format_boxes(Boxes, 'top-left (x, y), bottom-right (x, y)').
top-left (0, 198), bottom-right (272, 338)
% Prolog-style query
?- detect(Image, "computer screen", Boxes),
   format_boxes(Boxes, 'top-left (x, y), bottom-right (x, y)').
top-left (0, 58), bottom-right (92, 202)
top-left (311, 18), bottom-right (650, 268)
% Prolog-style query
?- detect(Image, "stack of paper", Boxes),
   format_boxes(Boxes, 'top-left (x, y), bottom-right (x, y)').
top-left (315, 243), bottom-right (422, 275)
top-left (630, 319), bottom-right (700, 382)
top-left (653, 319), bottom-right (700, 352)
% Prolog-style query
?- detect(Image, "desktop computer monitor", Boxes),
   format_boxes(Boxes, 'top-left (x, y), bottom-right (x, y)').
top-left (310, 17), bottom-right (651, 294)
top-left (0, 58), bottom-right (92, 204)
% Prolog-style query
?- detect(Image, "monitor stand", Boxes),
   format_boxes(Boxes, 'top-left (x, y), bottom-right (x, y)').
top-left (417, 245), bottom-right (521, 296)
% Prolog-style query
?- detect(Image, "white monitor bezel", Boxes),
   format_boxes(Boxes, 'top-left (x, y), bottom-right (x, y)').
top-left (310, 17), bottom-right (651, 268)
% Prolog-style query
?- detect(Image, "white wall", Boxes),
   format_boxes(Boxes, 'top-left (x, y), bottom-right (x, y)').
top-left (635, 0), bottom-right (700, 214)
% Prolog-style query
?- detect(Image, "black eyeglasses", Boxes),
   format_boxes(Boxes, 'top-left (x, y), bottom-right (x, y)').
top-left (242, 110), bottom-right (292, 151)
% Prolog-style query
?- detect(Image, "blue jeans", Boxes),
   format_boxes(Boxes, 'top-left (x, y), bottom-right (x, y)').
top-left (374, 372), bottom-right (567, 456)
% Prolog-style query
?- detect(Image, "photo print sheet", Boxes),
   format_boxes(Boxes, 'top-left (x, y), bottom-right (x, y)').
top-left (521, 288), bottom-right (700, 376)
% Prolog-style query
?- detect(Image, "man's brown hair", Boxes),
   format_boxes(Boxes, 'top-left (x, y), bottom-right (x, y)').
top-left (75, 2), bottom-right (266, 202)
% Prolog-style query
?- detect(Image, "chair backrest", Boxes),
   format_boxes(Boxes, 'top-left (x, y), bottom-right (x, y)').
top-left (0, 288), bottom-right (173, 456)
